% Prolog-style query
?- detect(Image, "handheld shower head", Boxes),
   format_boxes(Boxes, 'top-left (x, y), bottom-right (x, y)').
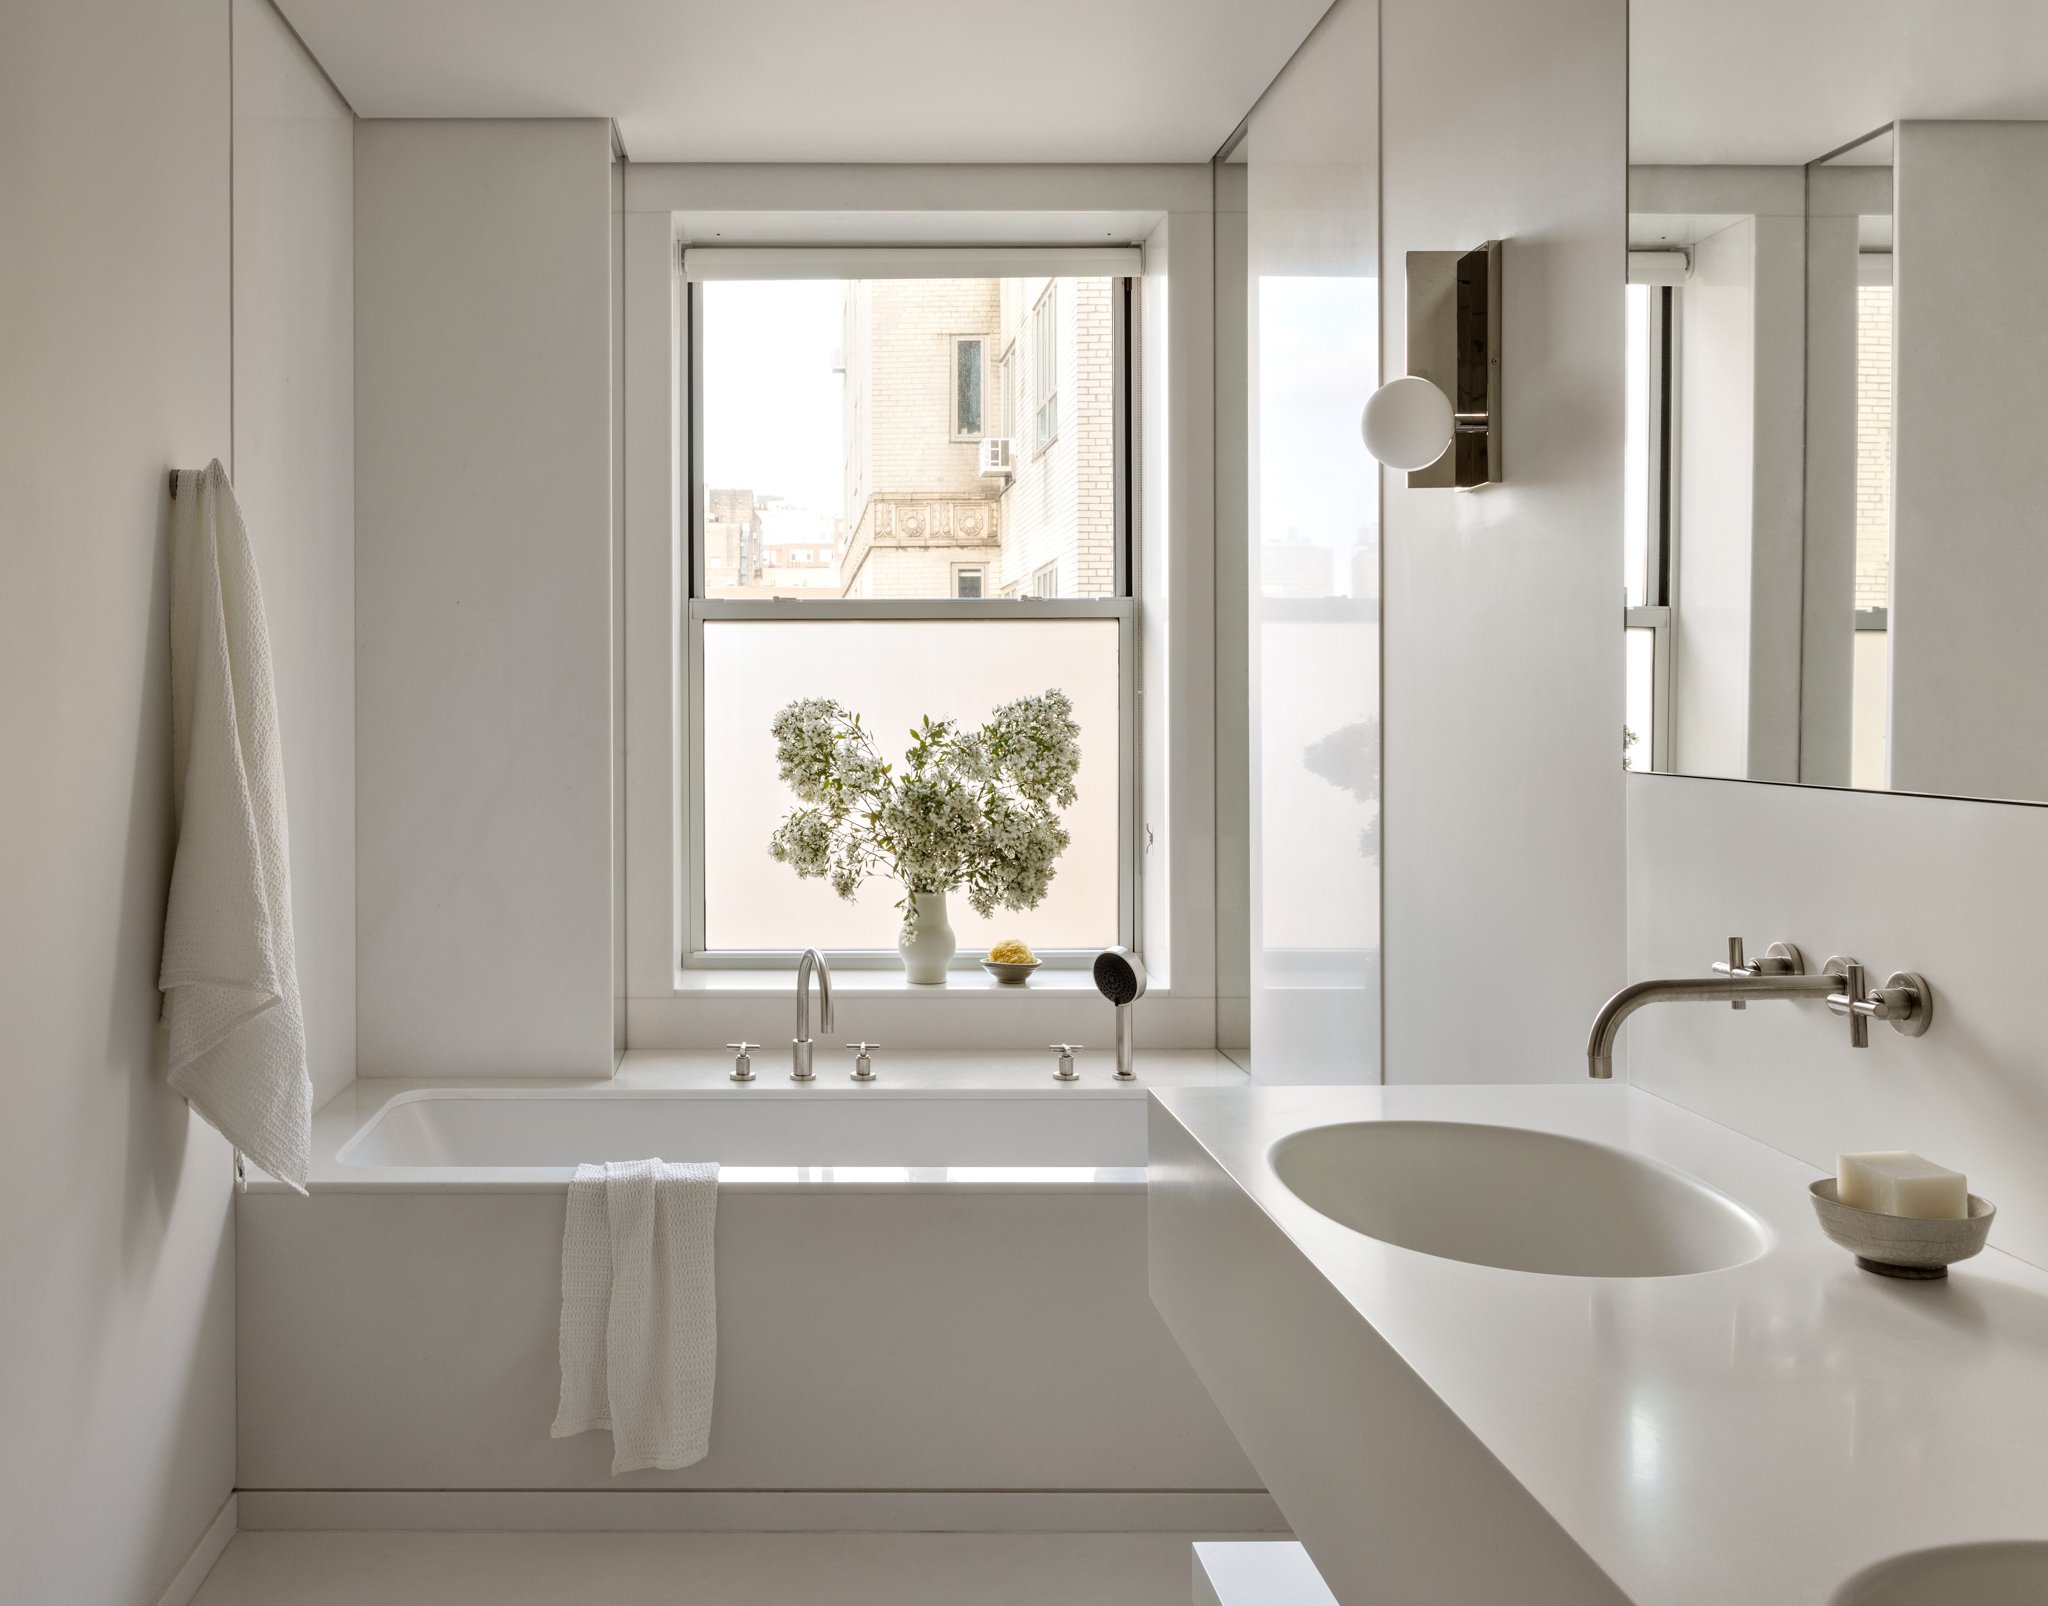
top-left (1093, 948), bottom-right (1148, 1081)
top-left (1092, 947), bottom-right (1148, 1005)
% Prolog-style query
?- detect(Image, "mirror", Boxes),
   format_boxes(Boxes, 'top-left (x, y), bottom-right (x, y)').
top-left (1626, 4), bottom-right (2048, 804)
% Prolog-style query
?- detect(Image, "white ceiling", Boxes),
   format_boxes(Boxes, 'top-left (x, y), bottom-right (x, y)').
top-left (275, 0), bottom-right (1336, 163)
top-left (1631, 0), bottom-right (2048, 165)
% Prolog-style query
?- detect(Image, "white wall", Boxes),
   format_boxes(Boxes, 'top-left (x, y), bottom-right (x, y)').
top-left (1380, 0), bottom-right (1628, 1082)
top-left (1670, 210), bottom-right (1806, 783)
top-left (355, 118), bottom-right (618, 1078)
top-left (1889, 121), bottom-right (2048, 802)
top-left (1629, 772), bottom-right (2048, 1270)
top-left (0, 2), bottom-right (352, 1598)
top-left (232, 0), bottom-right (356, 1109)
top-left (1672, 218), bottom-right (1759, 779)
top-left (1241, 0), bottom-right (1383, 1085)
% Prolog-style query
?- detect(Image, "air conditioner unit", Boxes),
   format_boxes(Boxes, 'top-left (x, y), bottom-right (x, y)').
top-left (978, 436), bottom-right (1015, 478)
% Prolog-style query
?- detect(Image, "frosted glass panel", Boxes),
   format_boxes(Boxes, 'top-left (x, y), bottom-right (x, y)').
top-left (1242, 0), bottom-right (1381, 1083)
top-left (702, 618), bottom-right (1120, 952)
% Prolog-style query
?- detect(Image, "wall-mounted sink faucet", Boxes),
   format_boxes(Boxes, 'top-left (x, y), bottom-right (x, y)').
top-left (1586, 938), bottom-right (1933, 1078)
top-left (791, 947), bottom-right (834, 1082)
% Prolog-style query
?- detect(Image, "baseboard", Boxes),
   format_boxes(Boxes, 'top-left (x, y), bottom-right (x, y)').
top-left (152, 1493), bottom-right (238, 1606)
top-left (237, 1488), bottom-right (1288, 1534)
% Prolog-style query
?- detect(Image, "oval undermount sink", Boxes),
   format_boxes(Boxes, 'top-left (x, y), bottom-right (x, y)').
top-left (1832, 1543), bottom-right (2048, 1605)
top-left (1270, 1120), bottom-right (1768, 1278)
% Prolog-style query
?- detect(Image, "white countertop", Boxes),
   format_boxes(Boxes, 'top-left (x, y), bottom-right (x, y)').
top-left (1153, 1082), bottom-right (2048, 1605)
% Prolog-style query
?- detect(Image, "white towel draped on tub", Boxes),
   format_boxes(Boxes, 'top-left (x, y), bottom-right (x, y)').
top-left (158, 461), bottom-right (312, 1192)
top-left (553, 1159), bottom-right (719, 1473)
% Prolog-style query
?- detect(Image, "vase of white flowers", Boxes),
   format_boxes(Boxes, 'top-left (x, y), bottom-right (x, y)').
top-left (896, 889), bottom-right (957, 984)
top-left (766, 689), bottom-right (1082, 985)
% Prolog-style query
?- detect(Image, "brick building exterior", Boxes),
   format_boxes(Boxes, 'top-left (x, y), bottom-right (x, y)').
top-left (705, 274), bottom-right (1119, 600)
top-left (840, 275), bottom-right (1116, 598)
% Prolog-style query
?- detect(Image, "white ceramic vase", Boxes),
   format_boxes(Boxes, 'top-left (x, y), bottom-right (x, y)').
top-left (897, 889), bottom-right (957, 985)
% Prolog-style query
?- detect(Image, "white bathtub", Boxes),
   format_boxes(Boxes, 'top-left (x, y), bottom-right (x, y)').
top-left (238, 1056), bottom-right (1268, 1528)
top-left (337, 1087), bottom-right (1146, 1185)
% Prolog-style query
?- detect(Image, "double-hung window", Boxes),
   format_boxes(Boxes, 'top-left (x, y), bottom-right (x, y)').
top-left (683, 250), bottom-right (1137, 963)
top-left (1032, 283), bottom-right (1059, 454)
top-left (1623, 279), bottom-right (1674, 772)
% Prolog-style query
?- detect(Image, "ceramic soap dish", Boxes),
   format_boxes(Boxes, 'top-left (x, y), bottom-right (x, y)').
top-left (1809, 1178), bottom-right (1995, 1279)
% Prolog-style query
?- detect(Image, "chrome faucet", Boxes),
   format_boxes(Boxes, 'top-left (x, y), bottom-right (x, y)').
top-left (791, 947), bottom-right (834, 1082)
top-left (1587, 940), bottom-right (1838, 1079)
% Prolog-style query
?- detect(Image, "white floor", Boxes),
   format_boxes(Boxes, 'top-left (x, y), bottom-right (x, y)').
top-left (189, 1531), bottom-right (1277, 1604)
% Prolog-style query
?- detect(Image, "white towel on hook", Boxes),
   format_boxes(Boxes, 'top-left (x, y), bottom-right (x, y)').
top-left (553, 1159), bottom-right (719, 1473)
top-left (158, 461), bottom-right (312, 1192)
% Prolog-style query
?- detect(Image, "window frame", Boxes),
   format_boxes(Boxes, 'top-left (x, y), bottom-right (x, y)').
top-left (682, 268), bottom-right (1138, 970)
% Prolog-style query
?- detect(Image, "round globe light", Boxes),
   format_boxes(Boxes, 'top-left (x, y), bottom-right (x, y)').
top-left (1360, 375), bottom-right (1455, 471)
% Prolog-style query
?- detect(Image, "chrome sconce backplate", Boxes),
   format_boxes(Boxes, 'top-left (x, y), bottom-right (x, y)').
top-left (1402, 238), bottom-right (1503, 489)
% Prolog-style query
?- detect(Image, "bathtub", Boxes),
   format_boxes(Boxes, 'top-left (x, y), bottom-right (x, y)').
top-left (335, 1086), bottom-right (1147, 1185)
top-left (236, 1054), bottom-right (1273, 1532)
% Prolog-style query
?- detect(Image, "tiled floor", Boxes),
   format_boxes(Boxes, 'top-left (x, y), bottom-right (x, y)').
top-left (190, 1530), bottom-right (1272, 1604)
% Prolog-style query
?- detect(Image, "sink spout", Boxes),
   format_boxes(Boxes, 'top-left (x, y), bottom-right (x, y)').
top-left (1586, 972), bottom-right (1843, 1078)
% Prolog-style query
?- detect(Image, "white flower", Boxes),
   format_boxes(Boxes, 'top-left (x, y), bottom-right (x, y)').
top-left (765, 688), bottom-right (1083, 934)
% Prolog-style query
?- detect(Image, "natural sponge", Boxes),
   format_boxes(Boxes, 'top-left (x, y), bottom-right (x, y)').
top-left (988, 938), bottom-right (1037, 965)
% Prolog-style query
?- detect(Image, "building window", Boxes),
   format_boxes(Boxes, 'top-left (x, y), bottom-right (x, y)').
top-left (951, 335), bottom-right (987, 440)
top-left (686, 264), bottom-right (1132, 956)
top-left (1033, 283), bottom-right (1058, 455)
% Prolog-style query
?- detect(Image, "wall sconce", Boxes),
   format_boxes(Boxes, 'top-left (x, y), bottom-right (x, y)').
top-left (1361, 239), bottom-right (1502, 488)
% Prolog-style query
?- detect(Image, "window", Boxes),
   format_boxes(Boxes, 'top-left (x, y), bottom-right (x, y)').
top-left (686, 262), bottom-right (1133, 958)
top-left (1622, 280), bottom-right (1673, 771)
top-left (951, 335), bottom-right (987, 439)
top-left (1032, 284), bottom-right (1058, 454)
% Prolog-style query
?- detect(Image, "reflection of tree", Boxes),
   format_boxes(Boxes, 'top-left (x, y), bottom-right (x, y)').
top-left (1302, 719), bottom-right (1380, 859)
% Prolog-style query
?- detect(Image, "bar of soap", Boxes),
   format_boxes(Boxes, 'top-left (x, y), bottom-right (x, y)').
top-left (1837, 1151), bottom-right (1968, 1219)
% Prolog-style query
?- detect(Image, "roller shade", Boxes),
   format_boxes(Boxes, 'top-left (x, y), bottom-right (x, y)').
top-left (681, 246), bottom-right (1144, 282)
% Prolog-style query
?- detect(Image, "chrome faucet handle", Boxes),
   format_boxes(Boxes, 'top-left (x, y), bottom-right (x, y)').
top-left (726, 1042), bottom-right (759, 1083)
top-left (1049, 1044), bottom-right (1083, 1083)
top-left (1827, 968), bottom-right (1933, 1041)
top-left (1710, 939), bottom-right (1805, 1010)
top-left (1822, 956), bottom-right (1870, 1047)
top-left (845, 1042), bottom-right (880, 1082)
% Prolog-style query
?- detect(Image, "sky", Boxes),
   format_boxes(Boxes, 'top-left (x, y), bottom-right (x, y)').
top-left (701, 279), bottom-right (846, 516)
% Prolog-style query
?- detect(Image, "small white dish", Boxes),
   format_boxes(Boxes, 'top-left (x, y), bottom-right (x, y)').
top-left (979, 959), bottom-right (1040, 987)
top-left (1809, 1178), bottom-right (1995, 1279)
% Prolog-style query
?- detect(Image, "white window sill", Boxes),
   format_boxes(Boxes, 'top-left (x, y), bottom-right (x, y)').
top-left (671, 967), bottom-right (1159, 1000)
top-left (632, 967), bottom-right (1206, 1052)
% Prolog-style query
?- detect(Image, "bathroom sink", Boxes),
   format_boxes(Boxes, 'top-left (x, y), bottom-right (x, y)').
top-left (1832, 1544), bottom-right (2048, 1605)
top-left (1269, 1120), bottom-right (1768, 1277)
